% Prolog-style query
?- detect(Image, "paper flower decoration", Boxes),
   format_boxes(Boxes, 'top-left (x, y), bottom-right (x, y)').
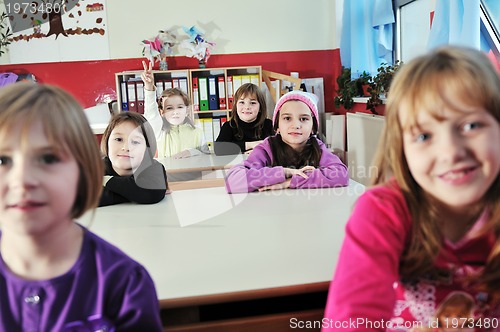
top-left (141, 29), bottom-right (178, 64)
top-left (179, 25), bottom-right (215, 64)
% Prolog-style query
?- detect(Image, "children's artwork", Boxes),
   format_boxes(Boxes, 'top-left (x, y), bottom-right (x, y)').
top-left (5, 0), bottom-right (110, 64)
top-left (179, 25), bottom-right (215, 65)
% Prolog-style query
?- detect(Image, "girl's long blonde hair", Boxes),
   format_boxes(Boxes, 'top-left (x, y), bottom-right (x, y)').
top-left (372, 46), bottom-right (500, 293)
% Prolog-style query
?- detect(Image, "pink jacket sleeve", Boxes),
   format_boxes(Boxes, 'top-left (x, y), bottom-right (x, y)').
top-left (322, 184), bottom-right (411, 331)
top-left (289, 140), bottom-right (348, 189)
top-left (225, 138), bottom-right (349, 193)
top-left (224, 140), bottom-right (287, 193)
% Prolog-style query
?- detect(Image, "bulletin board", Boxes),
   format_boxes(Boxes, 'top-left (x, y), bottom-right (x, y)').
top-left (5, 0), bottom-right (110, 64)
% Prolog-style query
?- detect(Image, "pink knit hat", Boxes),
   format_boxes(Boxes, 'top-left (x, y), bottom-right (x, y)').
top-left (273, 90), bottom-right (319, 128)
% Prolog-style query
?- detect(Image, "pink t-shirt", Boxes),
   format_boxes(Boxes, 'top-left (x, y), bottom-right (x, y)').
top-left (322, 181), bottom-right (499, 332)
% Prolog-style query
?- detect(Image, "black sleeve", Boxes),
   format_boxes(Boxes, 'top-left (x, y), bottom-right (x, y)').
top-left (261, 119), bottom-right (275, 139)
top-left (100, 161), bottom-right (167, 206)
top-left (214, 122), bottom-right (245, 155)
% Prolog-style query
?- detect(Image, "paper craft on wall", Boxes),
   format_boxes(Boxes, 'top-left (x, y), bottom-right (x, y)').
top-left (5, 0), bottom-right (110, 64)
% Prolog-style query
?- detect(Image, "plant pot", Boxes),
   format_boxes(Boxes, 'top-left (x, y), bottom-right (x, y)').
top-left (361, 84), bottom-right (370, 96)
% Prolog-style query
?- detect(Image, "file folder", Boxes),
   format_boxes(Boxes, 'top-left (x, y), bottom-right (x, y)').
top-left (250, 74), bottom-right (260, 87)
top-left (232, 75), bottom-right (242, 95)
top-left (192, 77), bottom-right (200, 112)
top-left (198, 77), bottom-right (209, 111)
top-left (164, 79), bottom-right (173, 90)
top-left (172, 78), bottom-right (180, 89)
top-left (227, 76), bottom-right (234, 110)
top-left (208, 76), bottom-right (218, 110)
top-left (217, 76), bottom-right (226, 109)
top-left (155, 81), bottom-right (164, 99)
top-left (136, 81), bottom-right (145, 114)
top-left (127, 81), bottom-right (138, 112)
top-left (179, 77), bottom-right (188, 94)
top-left (212, 116), bottom-right (222, 141)
top-left (120, 81), bottom-right (129, 111)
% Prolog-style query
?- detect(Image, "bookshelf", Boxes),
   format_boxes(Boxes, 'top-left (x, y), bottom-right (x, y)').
top-left (115, 66), bottom-right (262, 147)
top-left (115, 69), bottom-right (190, 114)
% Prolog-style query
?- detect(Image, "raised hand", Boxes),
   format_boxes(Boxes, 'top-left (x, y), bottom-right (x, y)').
top-left (141, 60), bottom-right (155, 91)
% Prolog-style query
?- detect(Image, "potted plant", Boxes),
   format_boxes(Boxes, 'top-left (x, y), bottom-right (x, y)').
top-left (334, 68), bottom-right (372, 110)
top-left (0, 11), bottom-right (12, 56)
top-left (366, 61), bottom-right (402, 114)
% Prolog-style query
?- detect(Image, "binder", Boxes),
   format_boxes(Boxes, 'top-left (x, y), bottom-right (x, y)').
top-left (164, 79), bottom-right (173, 90)
top-left (227, 76), bottom-right (234, 110)
top-left (250, 74), bottom-right (260, 87)
top-left (155, 81), bottom-right (164, 99)
top-left (217, 76), bottom-right (226, 109)
top-left (136, 81), bottom-right (145, 114)
top-left (232, 75), bottom-right (242, 96)
top-left (192, 77), bottom-right (200, 112)
top-left (212, 116), bottom-right (221, 141)
top-left (208, 76), bottom-right (218, 110)
top-left (198, 77), bottom-right (209, 111)
top-left (127, 81), bottom-right (138, 112)
top-left (172, 78), bottom-right (180, 89)
top-left (194, 118), bottom-right (203, 129)
top-left (202, 118), bottom-right (214, 145)
top-left (120, 81), bottom-right (129, 110)
top-left (179, 77), bottom-right (188, 94)
top-left (241, 75), bottom-right (251, 84)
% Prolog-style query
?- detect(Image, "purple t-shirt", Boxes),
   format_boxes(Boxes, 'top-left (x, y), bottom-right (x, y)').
top-left (0, 228), bottom-right (163, 332)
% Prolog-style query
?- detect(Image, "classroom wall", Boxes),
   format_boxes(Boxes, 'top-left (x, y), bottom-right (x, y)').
top-left (0, 0), bottom-right (344, 111)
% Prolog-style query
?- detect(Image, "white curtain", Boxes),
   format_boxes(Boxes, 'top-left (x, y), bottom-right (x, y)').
top-left (340, 0), bottom-right (395, 78)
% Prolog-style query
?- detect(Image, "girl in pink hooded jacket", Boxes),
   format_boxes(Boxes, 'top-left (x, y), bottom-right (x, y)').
top-left (225, 90), bottom-right (348, 193)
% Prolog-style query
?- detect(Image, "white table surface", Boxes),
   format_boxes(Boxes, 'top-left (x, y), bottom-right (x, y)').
top-left (79, 180), bottom-right (365, 305)
top-left (156, 153), bottom-right (247, 174)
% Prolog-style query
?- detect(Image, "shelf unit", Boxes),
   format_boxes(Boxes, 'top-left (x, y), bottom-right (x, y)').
top-left (115, 66), bottom-right (262, 119)
top-left (115, 66), bottom-right (262, 145)
top-left (115, 69), bottom-right (190, 114)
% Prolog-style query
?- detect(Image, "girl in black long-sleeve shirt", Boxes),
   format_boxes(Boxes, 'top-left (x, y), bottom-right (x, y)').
top-left (99, 112), bottom-right (168, 206)
top-left (214, 83), bottom-right (274, 155)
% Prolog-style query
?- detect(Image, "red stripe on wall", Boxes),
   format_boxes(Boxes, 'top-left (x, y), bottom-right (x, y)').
top-left (0, 49), bottom-right (342, 113)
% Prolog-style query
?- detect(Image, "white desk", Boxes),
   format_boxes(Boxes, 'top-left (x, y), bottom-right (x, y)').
top-left (79, 180), bottom-right (365, 330)
top-left (156, 153), bottom-right (247, 174)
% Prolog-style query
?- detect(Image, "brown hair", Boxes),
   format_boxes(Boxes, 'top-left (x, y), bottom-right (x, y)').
top-left (101, 111), bottom-right (157, 163)
top-left (230, 83), bottom-right (268, 140)
top-left (158, 88), bottom-right (195, 131)
top-left (0, 82), bottom-right (104, 219)
top-left (371, 46), bottom-right (500, 293)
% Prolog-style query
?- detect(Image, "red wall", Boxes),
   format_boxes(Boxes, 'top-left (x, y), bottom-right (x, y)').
top-left (0, 49), bottom-right (342, 111)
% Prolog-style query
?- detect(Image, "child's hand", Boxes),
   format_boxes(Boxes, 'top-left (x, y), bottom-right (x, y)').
top-left (258, 179), bottom-right (292, 192)
top-left (173, 150), bottom-right (191, 159)
top-left (284, 166), bottom-right (315, 179)
top-left (141, 61), bottom-right (155, 91)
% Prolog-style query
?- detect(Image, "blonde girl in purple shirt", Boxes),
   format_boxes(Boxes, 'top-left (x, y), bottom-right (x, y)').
top-left (0, 83), bottom-right (162, 331)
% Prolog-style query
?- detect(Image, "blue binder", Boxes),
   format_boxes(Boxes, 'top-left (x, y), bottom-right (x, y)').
top-left (208, 76), bottom-right (219, 110)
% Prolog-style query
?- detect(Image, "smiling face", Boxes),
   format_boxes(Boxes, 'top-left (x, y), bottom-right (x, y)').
top-left (236, 93), bottom-right (260, 123)
top-left (276, 100), bottom-right (314, 151)
top-left (401, 105), bottom-right (500, 214)
top-left (0, 122), bottom-right (79, 236)
top-left (107, 121), bottom-right (147, 175)
top-left (162, 95), bottom-right (188, 126)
